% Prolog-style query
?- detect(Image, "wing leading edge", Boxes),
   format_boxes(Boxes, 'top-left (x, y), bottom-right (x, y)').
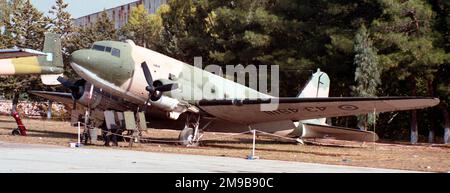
top-left (0, 49), bottom-right (47, 59)
top-left (197, 97), bottom-right (440, 125)
top-left (29, 91), bottom-right (74, 107)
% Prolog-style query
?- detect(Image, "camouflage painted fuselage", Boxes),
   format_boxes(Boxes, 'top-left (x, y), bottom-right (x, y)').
top-left (70, 40), bottom-right (271, 111)
top-left (0, 56), bottom-right (64, 75)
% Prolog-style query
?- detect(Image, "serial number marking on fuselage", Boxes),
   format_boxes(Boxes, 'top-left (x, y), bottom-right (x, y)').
top-left (304, 106), bottom-right (327, 112)
top-left (263, 108), bottom-right (299, 115)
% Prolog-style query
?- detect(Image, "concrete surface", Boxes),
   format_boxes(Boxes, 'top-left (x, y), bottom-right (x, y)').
top-left (0, 141), bottom-right (418, 173)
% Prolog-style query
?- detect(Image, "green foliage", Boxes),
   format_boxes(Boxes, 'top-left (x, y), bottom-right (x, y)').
top-left (353, 25), bottom-right (381, 97)
top-left (5, 0), bottom-right (51, 50)
top-left (0, 0), bottom-right (11, 49)
top-left (0, 0), bottom-right (52, 105)
top-left (67, 11), bottom-right (118, 54)
top-left (353, 25), bottom-right (381, 129)
top-left (0, 0), bottom-right (448, 141)
top-left (120, 4), bottom-right (169, 49)
top-left (372, 0), bottom-right (446, 81)
top-left (48, 0), bottom-right (77, 81)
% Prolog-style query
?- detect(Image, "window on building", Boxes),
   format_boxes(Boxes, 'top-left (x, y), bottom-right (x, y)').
top-left (111, 48), bottom-right (121, 57)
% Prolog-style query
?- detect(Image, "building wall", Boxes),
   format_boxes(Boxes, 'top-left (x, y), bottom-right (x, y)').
top-left (74, 0), bottom-right (167, 29)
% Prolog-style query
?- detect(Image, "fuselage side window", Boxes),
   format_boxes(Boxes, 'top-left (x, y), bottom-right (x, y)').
top-left (111, 48), bottom-right (121, 57)
top-left (105, 47), bottom-right (112, 53)
top-left (92, 45), bottom-right (106, 52)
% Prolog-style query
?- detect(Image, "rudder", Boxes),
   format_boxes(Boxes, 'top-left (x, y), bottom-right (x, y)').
top-left (40, 33), bottom-right (63, 85)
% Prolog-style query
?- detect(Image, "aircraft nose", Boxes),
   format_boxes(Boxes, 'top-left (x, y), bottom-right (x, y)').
top-left (70, 50), bottom-right (91, 68)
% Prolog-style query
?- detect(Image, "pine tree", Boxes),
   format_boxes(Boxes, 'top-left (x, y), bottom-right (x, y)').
top-left (372, 0), bottom-right (447, 143)
top-left (0, 0), bottom-right (11, 49)
top-left (120, 4), bottom-right (168, 49)
top-left (0, 0), bottom-right (51, 112)
top-left (430, 0), bottom-right (450, 143)
top-left (49, 0), bottom-right (74, 38)
top-left (49, 0), bottom-right (77, 80)
top-left (353, 25), bottom-right (381, 131)
top-left (67, 11), bottom-right (118, 53)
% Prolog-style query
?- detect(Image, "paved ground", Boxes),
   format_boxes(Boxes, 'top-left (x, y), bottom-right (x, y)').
top-left (0, 141), bottom-right (419, 173)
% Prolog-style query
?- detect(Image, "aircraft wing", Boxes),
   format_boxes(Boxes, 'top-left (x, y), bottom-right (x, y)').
top-left (29, 91), bottom-right (74, 107)
top-left (0, 49), bottom-right (47, 59)
top-left (197, 97), bottom-right (440, 125)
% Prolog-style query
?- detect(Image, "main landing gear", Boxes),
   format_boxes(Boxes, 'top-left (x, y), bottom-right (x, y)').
top-left (178, 113), bottom-right (202, 146)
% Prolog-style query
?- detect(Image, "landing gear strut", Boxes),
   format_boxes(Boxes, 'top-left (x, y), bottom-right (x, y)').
top-left (179, 113), bottom-right (202, 146)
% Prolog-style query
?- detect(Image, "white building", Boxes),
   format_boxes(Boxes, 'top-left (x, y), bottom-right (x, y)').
top-left (73, 0), bottom-right (167, 29)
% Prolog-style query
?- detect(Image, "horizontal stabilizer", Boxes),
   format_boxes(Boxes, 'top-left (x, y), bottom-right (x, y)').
top-left (41, 74), bottom-right (63, 85)
top-left (302, 123), bottom-right (379, 142)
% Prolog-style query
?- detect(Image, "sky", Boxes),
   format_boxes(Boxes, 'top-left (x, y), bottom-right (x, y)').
top-left (30, 0), bottom-right (138, 18)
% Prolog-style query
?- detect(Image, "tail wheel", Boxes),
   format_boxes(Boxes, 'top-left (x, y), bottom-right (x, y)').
top-left (178, 127), bottom-right (195, 146)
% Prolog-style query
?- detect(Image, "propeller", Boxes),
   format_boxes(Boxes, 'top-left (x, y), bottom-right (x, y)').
top-left (141, 62), bottom-right (178, 105)
top-left (57, 76), bottom-right (86, 110)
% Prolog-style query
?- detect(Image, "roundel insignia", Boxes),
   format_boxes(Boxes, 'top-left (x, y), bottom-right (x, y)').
top-left (339, 104), bottom-right (358, 111)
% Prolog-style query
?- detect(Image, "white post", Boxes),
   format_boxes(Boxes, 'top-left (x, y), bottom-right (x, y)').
top-left (77, 122), bottom-right (81, 145)
top-left (252, 129), bottom-right (256, 157)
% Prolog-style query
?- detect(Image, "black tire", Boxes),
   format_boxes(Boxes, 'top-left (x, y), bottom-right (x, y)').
top-left (178, 127), bottom-right (195, 146)
top-left (12, 129), bottom-right (20, 136)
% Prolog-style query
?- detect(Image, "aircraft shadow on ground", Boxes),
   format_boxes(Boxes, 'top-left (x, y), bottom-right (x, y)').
top-left (0, 127), bottom-right (78, 139)
top-left (0, 126), bottom-right (360, 156)
top-left (0, 119), bottom-right (16, 123)
top-left (200, 142), bottom-right (357, 157)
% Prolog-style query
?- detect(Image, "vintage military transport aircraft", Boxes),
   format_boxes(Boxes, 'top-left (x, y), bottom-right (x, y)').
top-left (28, 39), bottom-right (439, 146)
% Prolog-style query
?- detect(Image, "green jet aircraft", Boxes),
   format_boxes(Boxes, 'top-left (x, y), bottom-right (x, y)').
top-left (0, 33), bottom-right (64, 85)
top-left (29, 39), bottom-right (440, 146)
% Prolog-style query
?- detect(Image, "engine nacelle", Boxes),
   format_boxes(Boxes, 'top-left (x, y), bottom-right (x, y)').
top-left (76, 83), bottom-right (103, 108)
top-left (150, 96), bottom-right (187, 120)
top-left (72, 80), bottom-right (137, 111)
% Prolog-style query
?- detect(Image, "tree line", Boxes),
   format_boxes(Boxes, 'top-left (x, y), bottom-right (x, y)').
top-left (0, 0), bottom-right (449, 143)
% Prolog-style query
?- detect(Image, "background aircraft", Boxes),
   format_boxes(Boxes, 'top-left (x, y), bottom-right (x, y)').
top-left (29, 39), bottom-right (439, 146)
top-left (0, 33), bottom-right (64, 85)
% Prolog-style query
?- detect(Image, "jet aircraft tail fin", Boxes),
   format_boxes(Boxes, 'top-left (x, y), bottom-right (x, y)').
top-left (0, 33), bottom-right (64, 82)
top-left (40, 33), bottom-right (63, 85)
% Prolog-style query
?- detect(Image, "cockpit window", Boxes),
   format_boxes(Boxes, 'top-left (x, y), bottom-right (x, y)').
top-left (111, 48), bottom-right (120, 57)
top-left (92, 44), bottom-right (106, 51)
top-left (105, 47), bottom-right (112, 52)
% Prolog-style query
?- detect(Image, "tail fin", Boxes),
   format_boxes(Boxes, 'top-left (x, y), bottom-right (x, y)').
top-left (297, 69), bottom-right (330, 125)
top-left (297, 68), bottom-right (330, 98)
top-left (39, 33), bottom-right (63, 85)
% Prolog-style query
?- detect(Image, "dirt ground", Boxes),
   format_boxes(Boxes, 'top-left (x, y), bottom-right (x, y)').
top-left (0, 115), bottom-right (449, 172)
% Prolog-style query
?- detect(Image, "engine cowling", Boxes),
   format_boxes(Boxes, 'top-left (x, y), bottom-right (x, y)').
top-left (150, 95), bottom-right (187, 120)
top-left (71, 79), bottom-right (137, 111)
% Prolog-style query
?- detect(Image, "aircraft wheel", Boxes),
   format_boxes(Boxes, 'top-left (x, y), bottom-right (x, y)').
top-left (179, 127), bottom-right (195, 146)
top-left (12, 128), bottom-right (20, 136)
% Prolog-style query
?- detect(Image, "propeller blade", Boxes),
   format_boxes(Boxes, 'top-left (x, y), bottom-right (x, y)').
top-left (155, 83), bottom-right (179, 92)
top-left (141, 62), bottom-right (154, 87)
top-left (72, 99), bottom-right (77, 110)
top-left (57, 76), bottom-right (74, 88)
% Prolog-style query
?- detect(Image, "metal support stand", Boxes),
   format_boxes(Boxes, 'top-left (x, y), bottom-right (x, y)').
top-left (247, 129), bottom-right (259, 160)
top-left (76, 122), bottom-right (82, 147)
